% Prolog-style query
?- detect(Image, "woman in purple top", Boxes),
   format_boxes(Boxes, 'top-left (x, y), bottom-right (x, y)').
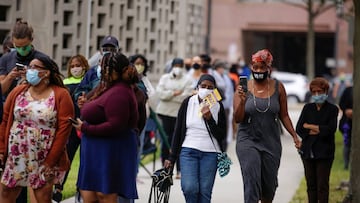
top-left (72, 52), bottom-right (139, 203)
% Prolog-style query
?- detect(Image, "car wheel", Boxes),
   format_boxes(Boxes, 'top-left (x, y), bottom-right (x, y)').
top-left (287, 96), bottom-right (299, 104)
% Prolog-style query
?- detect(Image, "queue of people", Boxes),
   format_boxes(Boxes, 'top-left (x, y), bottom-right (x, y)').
top-left (0, 19), bottom-right (350, 203)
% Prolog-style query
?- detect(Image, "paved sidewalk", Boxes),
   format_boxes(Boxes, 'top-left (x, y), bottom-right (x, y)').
top-left (62, 106), bottom-right (304, 203)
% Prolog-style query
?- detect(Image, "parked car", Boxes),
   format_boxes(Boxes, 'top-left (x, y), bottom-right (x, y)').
top-left (271, 71), bottom-right (308, 104)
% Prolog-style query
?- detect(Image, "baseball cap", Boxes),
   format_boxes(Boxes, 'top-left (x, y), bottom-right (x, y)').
top-left (172, 58), bottom-right (184, 66)
top-left (101, 35), bottom-right (119, 48)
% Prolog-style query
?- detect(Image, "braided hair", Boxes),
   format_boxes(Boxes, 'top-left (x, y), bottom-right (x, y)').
top-left (89, 52), bottom-right (134, 100)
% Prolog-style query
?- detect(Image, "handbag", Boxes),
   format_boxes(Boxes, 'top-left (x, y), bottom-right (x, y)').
top-left (205, 121), bottom-right (232, 177)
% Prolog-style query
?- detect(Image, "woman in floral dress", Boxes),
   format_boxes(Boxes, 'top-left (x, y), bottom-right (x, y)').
top-left (0, 55), bottom-right (74, 202)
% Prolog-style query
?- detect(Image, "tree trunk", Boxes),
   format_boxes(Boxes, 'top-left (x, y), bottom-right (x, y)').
top-left (350, 0), bottom-right (360, 202)
top-left (306, 0), bottom-right (315, 80)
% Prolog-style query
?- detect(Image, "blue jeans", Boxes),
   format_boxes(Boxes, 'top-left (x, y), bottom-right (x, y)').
top-left (180, 147), bottom-right (217, 203)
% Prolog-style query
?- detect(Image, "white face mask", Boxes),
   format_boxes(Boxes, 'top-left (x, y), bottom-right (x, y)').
top-left (71, 67), bottom-right (84, 78)
top-left (172, 67), bottom-right (183, 77)
top-left (198, 88), bottom-right (213, 99)
top-left (135, 64), bottom-right (145, 74)
top-left (97, 65), bottom-right (101, 79)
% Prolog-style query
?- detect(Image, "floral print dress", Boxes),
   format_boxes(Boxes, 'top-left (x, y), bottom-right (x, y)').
top-left (0, 90), bottom-right (66, 189)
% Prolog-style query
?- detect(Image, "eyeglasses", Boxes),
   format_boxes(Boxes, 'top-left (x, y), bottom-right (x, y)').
top-left (28, 64), bottom-right (46, 69)
top-left (199, 84), bottom-right (215, 90)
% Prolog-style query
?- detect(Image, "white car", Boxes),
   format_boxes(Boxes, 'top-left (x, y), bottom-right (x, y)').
top-left (271, 71), bottom-right (308, 104)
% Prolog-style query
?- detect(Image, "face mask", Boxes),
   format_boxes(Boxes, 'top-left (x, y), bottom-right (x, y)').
top-left (10, 48), bottom-right (16, 52)
top-left (252, 71), bottom-right (268, 82)
top-left (193, 63), bottom-right (201, 70)
top-left (26, 69), bottom-right (44, 86)
top-left (135, 64), bottom-right (145, 74)
top-left (198, 88), bottom-right (213, 99)
top-left (311, 94), bottom-right (328, 104)
top-left (71, 67), bottom-right (84, 78)
top-left (15, 44), bottom-right (32, 56)
top-left (96, 65), bottom-right (101, 79)
top-left (172, 67), bottom-right (183, 77)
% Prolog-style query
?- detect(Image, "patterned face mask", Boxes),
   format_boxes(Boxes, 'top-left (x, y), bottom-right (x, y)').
top-left (311, 94), bottom-right (328, 104)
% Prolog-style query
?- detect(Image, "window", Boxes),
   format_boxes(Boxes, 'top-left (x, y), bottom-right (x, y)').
top-left (120, 4), bottom-right (124, 19)
top-left (126, 16), bottom-right (134, 31)
top-left (0, 6), bottom-right (9, 21)
top-left (63, 11), bottom-right (73, 26)
top-left (77, 1), bottom-right (82, 15)
top-left (136, 6), bottom-right (140, 20)
top-left (63, 34), bottom-right (72, 49)
top-left (144, 28), bottom-right (148, 42)
top-left (126, 38), bottom-right (133, 52)
top-left (119, 26), bottom-right (123, 41)
top-left (170, 20), bottom-right (174, 34)
top-left (110, 3), bottom-right (114, 18)
top-left (169, 41), bottom-right (173, 54)
top-left (150, 39), bottom-right (155, 53)
top-left (98, 0), bottom-right (104, 6)
top-left (61, 56), bottom-right (70, 71)
top-left (150, 18), bottom-right (156, 32)
top-left (76, 45), bottom-right (81, 54)
top-left (127, 0), bottom-right (134, 9)
top-left (52, 44), bottom-right (58, 59)
top-left (136, 28), bottom-right (139, 41)
top-left (109, 25), bottom-right (113, 35)
top-left (151, 0), bottom-right (156, 11)
top-left (54, 0), bottom-right (59, 14)
top-left (53, 21), bottom-right (58, 37)
top-left (16, 0), bottom-right (22, 11)
top-left (157, 30), bottom-right (161, 42)
top-left (170, 1), bottom-right (175, 13)
top-left (77, 23), bottom-right (81, 38)
top-left (97, 13), bottom-right (106, 28)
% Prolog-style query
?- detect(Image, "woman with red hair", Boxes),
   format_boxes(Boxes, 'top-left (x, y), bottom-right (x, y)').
top-left (234, 49), bottom-right (301, 203)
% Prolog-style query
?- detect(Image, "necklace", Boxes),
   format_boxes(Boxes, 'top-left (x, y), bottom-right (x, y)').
top-left (252, 80), bottom-right (270, 113)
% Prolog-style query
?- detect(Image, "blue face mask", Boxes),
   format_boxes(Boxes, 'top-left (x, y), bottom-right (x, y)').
top-left (311, 94), bottom-right (328, 104)
top-left (26, 69), bottom-right (44, 86)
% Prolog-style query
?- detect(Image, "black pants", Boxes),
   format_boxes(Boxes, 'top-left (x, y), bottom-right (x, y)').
top-left (16, 188), bottom-right (27, 203)
top-left (55, 127), bottom-right (81, 190)
top-left (302, 158), bottom-right (333, 203)
top-left (157, 114), bottom-right (180, 172)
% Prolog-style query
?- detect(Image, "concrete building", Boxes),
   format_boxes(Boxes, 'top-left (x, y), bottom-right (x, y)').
top-left (0, 0), bottom-right (206, 80)
top-left (210, 0), bottom-right (354, 77)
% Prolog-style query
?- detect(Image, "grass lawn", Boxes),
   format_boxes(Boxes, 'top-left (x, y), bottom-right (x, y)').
top-left (290, 131), bottom-right (350, 203)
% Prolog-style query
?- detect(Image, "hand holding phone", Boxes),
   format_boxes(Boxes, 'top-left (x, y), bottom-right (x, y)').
top-left (239, 76), bottom-right (248, 93)
top-left (15, 63), bottom-right (26, 71)
top-left (68, 117), bottom-right (79, 125)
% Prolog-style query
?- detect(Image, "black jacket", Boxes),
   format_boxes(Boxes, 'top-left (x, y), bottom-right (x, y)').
top-left (168, 96), bottom-right (227, 164)
top-left (296, 101), bottom-right (338, 159)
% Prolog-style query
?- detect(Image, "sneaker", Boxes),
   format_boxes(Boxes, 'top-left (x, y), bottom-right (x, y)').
top-left (52, 189), bottom-right (63, 203)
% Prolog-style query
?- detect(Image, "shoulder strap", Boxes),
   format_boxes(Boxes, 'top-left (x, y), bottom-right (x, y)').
top-left (204, 120), bottom-right (221, 153)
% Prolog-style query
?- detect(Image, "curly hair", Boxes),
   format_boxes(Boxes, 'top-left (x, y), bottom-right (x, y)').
top-left (89, 52), bottom-right (132, 100)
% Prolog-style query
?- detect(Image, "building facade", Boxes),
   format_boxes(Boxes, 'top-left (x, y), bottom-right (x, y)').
top-left (0, 0), bottom-right (206, 80)
top-left (210, 0), bottom-right (353, 77)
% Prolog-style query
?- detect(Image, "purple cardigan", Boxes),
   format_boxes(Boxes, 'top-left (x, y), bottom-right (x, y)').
top-left (81, 82), bottom-right (139, 136)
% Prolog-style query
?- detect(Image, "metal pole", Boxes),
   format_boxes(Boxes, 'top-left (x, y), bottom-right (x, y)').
top-left (85, 0), bottom-right (91, 58)
top-left (205, 0), bottom-right (212, 55)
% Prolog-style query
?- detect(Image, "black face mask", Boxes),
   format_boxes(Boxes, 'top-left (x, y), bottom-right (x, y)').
top-left (193, 63), bottom-right (201, 70)
top-left (252, 71), bottom-right (268, 82)
top-left (185, 65), bottom-right (191, 71)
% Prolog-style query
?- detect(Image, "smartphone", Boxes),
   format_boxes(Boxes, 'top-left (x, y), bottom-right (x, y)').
top-left (239, 76), bottom-right (248, 92)
top-left (68, 118), bottom-right (78, 125)
top-left (15, 63), bottom-right (26, 71)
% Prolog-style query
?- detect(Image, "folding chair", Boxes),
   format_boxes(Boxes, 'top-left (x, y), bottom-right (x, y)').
top-left (140, 118), bottom-right (158, 176)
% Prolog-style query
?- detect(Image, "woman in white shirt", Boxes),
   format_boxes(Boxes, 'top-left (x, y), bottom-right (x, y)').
top-left (164, 74), bottom-right (227, 203)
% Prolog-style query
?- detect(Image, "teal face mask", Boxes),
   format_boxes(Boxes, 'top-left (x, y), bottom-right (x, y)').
top-left (311, 94), bottom-right (328, 104)
top-left (15, 44), bottom-right (32, 56)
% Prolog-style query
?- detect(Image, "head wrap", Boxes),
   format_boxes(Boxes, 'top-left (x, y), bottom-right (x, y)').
top-left (197, 74), bottom-right (216, 87)
top-left (251, 49), bottom-right (273, 66)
